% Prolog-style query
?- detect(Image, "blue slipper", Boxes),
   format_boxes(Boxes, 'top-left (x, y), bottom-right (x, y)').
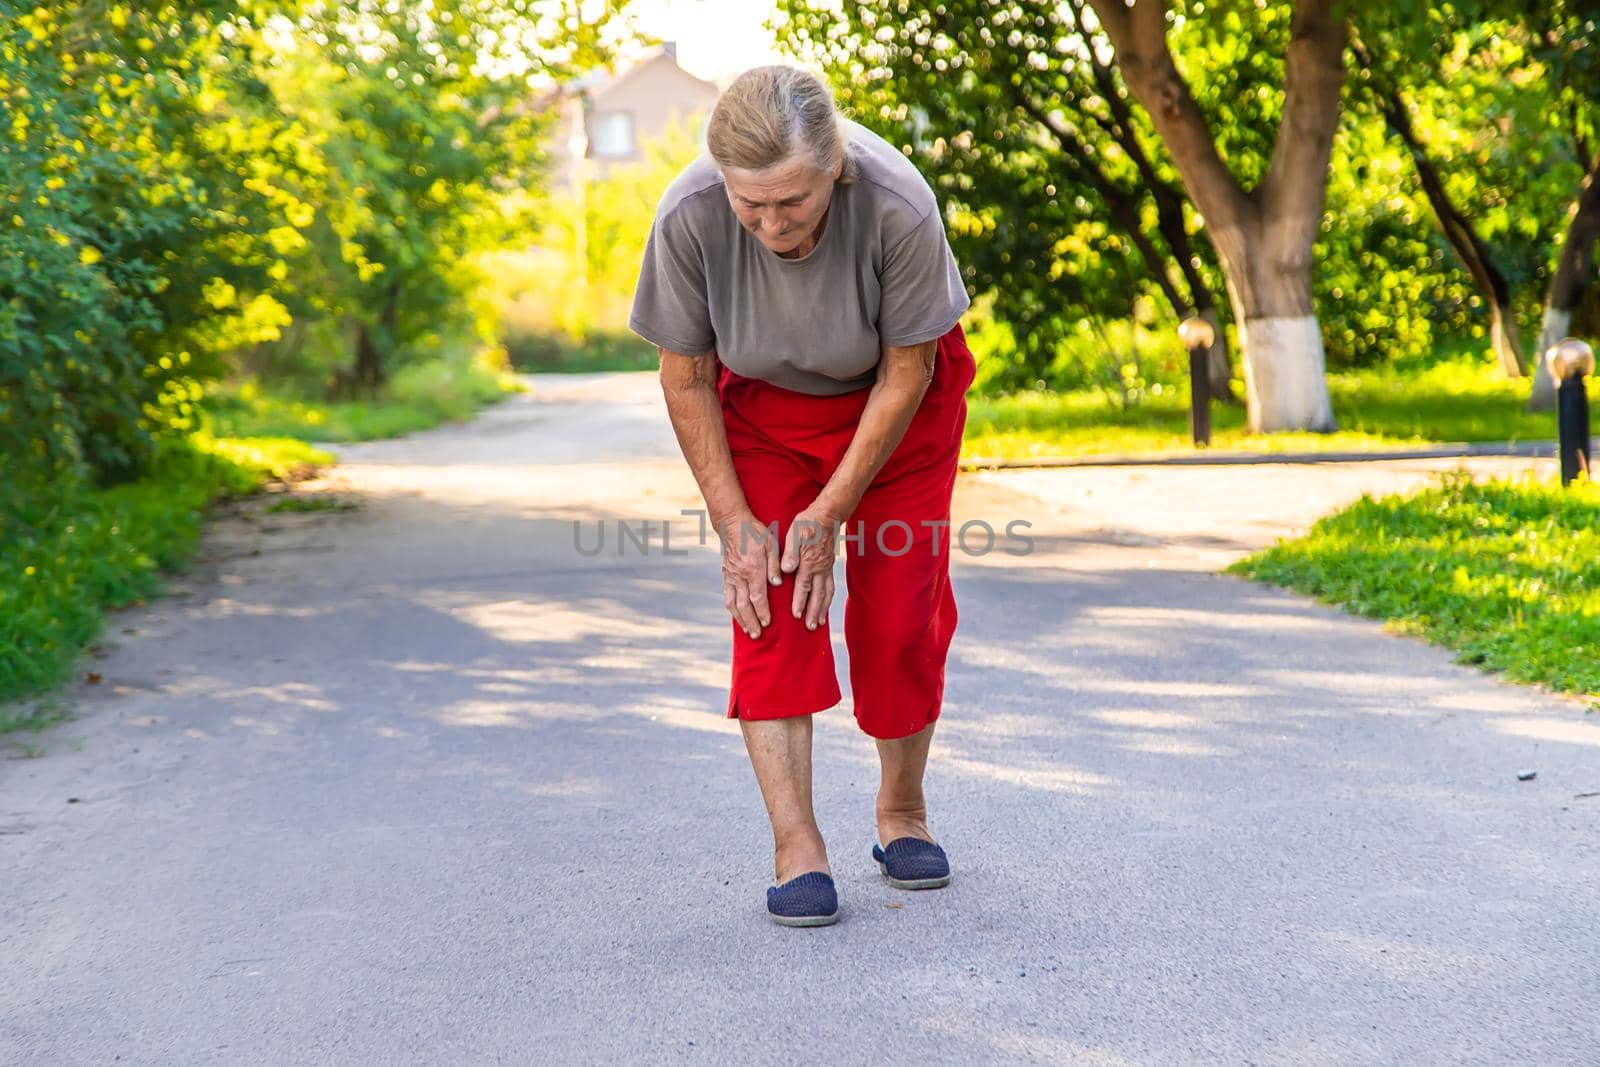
top-left (872, 837), bottom-right (951, 889)
top-left (767, 871), bottom-right (840, 927)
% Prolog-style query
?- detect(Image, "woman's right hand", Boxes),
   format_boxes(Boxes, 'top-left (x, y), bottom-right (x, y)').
top-left (717, 509), bottom-right (783, 639)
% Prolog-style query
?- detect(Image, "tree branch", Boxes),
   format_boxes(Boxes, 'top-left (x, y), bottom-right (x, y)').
top-left (1085, 0), bottom-right (1254, 244)
top-left (1258, 0), bottom-right (1347, 250)
top-left (1549, 148), bottom-right (1600, 313)
top-left (1006, 87), bottom-right (1189, 314)
top-left (1064, 0), bottom-right (1219, 316)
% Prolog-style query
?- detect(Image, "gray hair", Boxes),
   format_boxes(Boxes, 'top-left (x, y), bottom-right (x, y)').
top-left (706, 65), bottom-right (859, 185)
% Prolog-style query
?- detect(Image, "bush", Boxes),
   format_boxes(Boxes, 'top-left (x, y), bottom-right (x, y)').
top-left (502, 330), bottom-right (659, 374)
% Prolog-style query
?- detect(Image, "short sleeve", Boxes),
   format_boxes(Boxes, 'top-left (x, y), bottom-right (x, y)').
top-left (876, 207), bottom-right (971, 347)
top-left (629, 206), bottom-right (717, 356)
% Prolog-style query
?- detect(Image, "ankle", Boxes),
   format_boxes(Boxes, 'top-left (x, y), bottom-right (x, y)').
top-left (773, 833), bottom-right (830, 882)
top-left (875, 796), bottom-right (928, 824)
top-left (875, 812), bottom-right (933, 846)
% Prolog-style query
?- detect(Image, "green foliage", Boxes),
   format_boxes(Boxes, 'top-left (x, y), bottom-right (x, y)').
top-left (773, 1), bottom-right (1594, 383)
top-left (243, 1), bottom-right (607, 396)
top-left (1, 2), bottom-right (268, 486)
top-left (0, 433), bottom-right (330, 718)
top-left (774, 0), bottom-right (1234, 388)
top-left (1341, 6), bottom-right (1597, 362)
top-left (502, 330), bottom-right (659, 373)
top-left (2, 0), bottom-right (628, 496)
top-left (1314, 112), bottom-right (1477, 366)
top-left (964, 292), bottom-right (1198, 401)
top-left (1229, 472), bottom-right (1600, 702)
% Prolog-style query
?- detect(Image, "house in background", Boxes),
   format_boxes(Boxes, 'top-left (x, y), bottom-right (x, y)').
top-left (543, 43), bottom-right (722, 190)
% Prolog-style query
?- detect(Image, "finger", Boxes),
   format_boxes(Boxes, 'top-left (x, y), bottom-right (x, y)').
top-left (731, 581), bottom-right (760, 639)
top-left (767, 534), bottom-right (782, 588)
top-left (781, 521), bottom-right (800, 574)
top-left (792, 574), bottom-right (809, 619)
top-left (748, 561), bottom-right (772, 628)
top-left (806, 573), bottom-right (832, 630)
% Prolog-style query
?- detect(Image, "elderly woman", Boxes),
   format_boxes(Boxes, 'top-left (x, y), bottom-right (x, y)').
top-left (629, 65), bottom-right (975, 927)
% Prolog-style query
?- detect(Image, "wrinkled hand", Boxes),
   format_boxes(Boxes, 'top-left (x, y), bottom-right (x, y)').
top-left (719, 510), bottom-right (781, 639)
top-left (782, 503), bottom-right (840, 630)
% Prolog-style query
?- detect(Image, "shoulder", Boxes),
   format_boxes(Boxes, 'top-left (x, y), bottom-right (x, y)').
top-left (840, 118), bottom-right (941, 243)
top-left (652, 155), bottom-right (728, 240)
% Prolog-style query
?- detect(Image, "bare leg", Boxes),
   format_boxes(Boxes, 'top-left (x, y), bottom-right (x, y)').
top-left (740, 716), bottom-right (832, 883)
top-left (875, 721), bottom-right (936, 846)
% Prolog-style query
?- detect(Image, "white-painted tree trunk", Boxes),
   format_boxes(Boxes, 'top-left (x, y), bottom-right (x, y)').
top-left (1239, 316), bottom-right (1336, 433)
top-left (1527, 306), bottom-right (1572, 412)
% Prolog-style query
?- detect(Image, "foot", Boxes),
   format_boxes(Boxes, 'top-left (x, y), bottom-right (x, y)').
top-left (872, 838), bottom-right (950, 890)
top-left (768, 871), bottom-right (840, 926)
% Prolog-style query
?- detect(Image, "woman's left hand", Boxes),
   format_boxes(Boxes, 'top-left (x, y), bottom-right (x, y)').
top-left (780, 503), bottom-right (840, 630)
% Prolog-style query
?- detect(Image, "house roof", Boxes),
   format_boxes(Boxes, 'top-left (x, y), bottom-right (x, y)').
top-left (566, 44), bottom-right (720, 102)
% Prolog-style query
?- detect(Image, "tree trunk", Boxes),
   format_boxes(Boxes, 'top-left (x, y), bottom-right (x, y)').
top-left (1350, 37), bottom-right (1527, 379)
top-left (1529, 149), bottom-right (1600, 411)
top-left (1220, 215), bottom-right (1337, 432)
top-left (1089, 0), bottom-right (1342, 433)
top-left (348, 277), bottom-right (401, 395)
top-left (353, 323), bottom-right (386, 392)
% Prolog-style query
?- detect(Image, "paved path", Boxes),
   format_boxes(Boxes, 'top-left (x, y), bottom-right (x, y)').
top-left (4, 373), bottom-right (1596, 1065)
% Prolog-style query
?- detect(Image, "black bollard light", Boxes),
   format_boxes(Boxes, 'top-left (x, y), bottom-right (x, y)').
top-left (1178, 316), bottom-right (1215, 447)
top-left (1546, 337), bottom-right (1594, 486)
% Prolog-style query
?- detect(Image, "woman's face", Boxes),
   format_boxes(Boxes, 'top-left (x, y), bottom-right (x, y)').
top-left (723, 154), bottom-right (840, 256)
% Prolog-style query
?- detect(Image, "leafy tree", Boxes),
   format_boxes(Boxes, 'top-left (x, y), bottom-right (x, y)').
top-left (1312, 104), bottom-right (1477, 369)
top-left (1347, 2), bottom-right (1598, 407)
top-left (1351, 16), bottom-right (1550, 382)
top-left (250, 0), bottom-right (624, 397)
top-left (1521, 2), bottom-right (1600, 409)
top-left (1082, 0), bottom-right (1348, 433)
top-left (1, 0), bottom-right (630, 515)
top-left (775, 0), bottom-right (1240, 400)
top-left (1, 0), bottom-right (295, 492)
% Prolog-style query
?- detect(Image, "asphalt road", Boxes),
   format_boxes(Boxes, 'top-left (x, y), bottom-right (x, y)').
top-left (3, 373), bottom-right (1596, 1065)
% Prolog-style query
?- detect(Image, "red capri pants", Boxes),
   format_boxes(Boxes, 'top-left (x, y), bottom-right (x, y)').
top-left (716, 322), bottom-right (978, 740)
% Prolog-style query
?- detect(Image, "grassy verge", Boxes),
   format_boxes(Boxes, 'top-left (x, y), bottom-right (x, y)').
top-left (502, 329), bottom-right (658, 374)
top-left (1227, 471), bottom-right (1600, 707)
top-left (0, 434), bottom-right (332, 733)
top-left (201, 352), bottom-right (525, 443)
top-left (964, 355), bottom-right (1592, 461)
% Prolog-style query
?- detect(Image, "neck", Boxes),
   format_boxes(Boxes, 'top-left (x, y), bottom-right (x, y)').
top-left (777, 207), bottom-right (829, 260)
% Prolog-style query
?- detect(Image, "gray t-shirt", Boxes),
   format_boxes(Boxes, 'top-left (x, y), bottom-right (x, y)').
top-left (628, 118), bottom-right (971, 396)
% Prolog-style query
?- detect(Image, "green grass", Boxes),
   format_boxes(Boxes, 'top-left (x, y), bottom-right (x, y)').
top-left (0, 434), bottom-right (332, 733)
top-left (201, 353), bottom-right (525, 443)
top-left (964, 354), bottom-right (1590, 461)
top-left (1228, 471), bottom-right (1600, 706)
